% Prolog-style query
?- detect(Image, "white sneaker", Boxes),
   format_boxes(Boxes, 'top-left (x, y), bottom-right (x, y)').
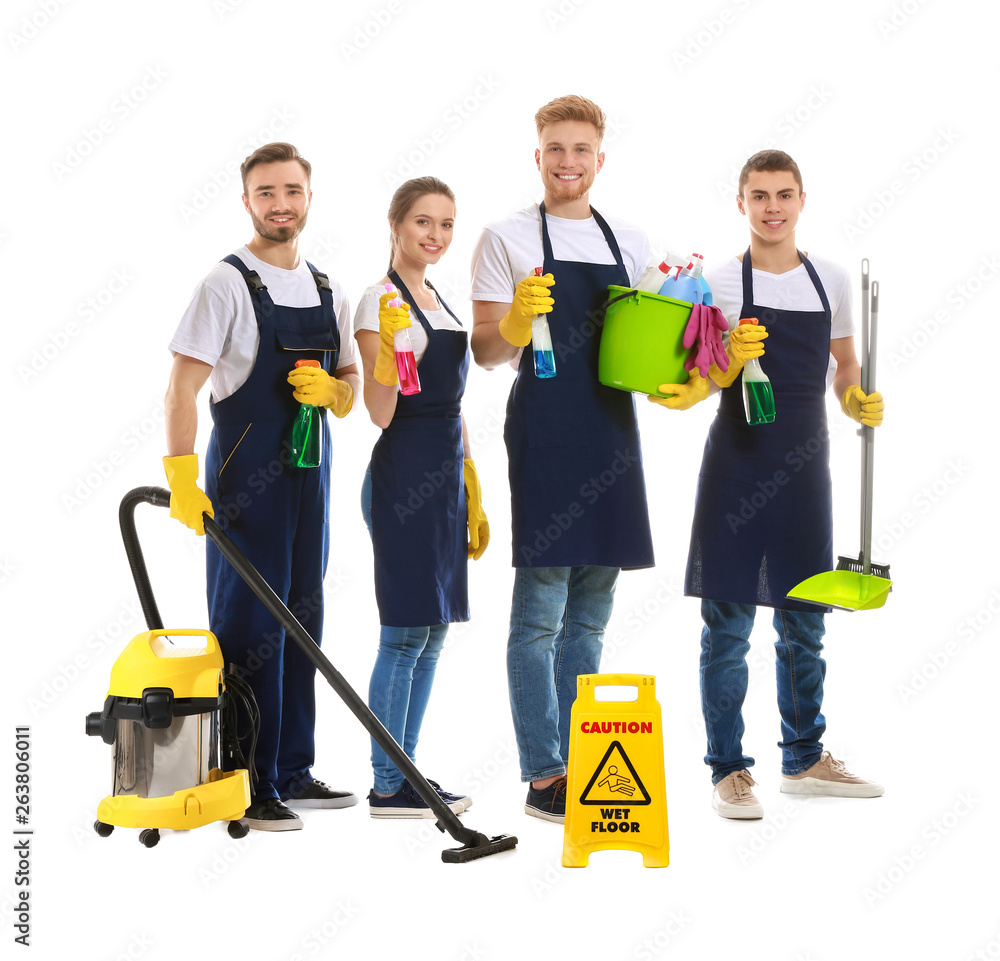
top-left (780, 751), bottom-right (884, 798)
top-left (712, 770), bottom-right (763, 819)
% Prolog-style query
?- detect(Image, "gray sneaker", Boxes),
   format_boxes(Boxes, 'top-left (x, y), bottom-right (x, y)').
top-left (712, 770), bottom-right (763, 819)
top-left (780, 751), bottom-right (884, 798)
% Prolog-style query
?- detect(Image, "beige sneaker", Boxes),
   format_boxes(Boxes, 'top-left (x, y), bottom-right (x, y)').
top-left (712, 770), bottom-right (763, 819)
top-left (780, 751), bottom-right (884, 798)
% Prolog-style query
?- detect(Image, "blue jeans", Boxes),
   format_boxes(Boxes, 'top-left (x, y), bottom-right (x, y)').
top-left (507, 565), bottom-right (619, 782)
top-left (700, 598), bottom-right (827, 783)
top-left (362, 465), bottom-right (449, 795)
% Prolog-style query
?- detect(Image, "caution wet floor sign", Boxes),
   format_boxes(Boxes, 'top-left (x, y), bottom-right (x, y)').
top-left (562, 674), bottom-right (669, 868)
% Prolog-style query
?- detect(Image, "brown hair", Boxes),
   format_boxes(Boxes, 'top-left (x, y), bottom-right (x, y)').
top-left (387, 176), bottom-right (456, 272)
top-left (534, 94), bottom-right (606, 143)
top-left (240, 142), bottom-right (312, 194)
top-left (738, 149), bottom-right (803, 195)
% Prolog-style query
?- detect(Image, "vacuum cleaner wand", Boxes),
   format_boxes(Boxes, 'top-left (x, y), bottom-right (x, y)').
top-left (123, 487), bottom-right (517, 863)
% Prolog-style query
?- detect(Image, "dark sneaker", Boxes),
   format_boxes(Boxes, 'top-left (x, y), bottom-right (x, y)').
top-left (281, 776), bottom-right (359, 809)
top-left (525, 775), bottom-right (567, 823)
top-left (244, 796), bottom-right (303, 832)
top-left (427, 779), bottom-right (472, 812)
top-left (368, 779), bottom-right (465, 819)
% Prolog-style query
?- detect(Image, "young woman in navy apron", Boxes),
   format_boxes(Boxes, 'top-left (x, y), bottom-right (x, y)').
top-left (354, 177), bottom-right (489, 817)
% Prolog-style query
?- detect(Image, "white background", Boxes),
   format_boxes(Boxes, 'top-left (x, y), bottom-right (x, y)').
top-left (3, 0), bottom-right (998, 958)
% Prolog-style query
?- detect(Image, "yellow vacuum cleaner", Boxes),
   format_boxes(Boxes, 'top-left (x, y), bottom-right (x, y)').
top-left (90, 486), bottom-right (517, 862)
top-left (86, 491), bottom-right (252, 847)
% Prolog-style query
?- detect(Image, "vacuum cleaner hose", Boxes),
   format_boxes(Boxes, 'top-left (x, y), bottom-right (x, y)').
top-left (119, 486), bottom-right (172, 632)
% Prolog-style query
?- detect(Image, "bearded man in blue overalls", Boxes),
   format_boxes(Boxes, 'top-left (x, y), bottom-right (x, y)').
top-left (163, 143), bottom-right (362, 831)
top-left (653, 149), bottom-right (886, 819)
top-left (471, 96), bottom-right (655, 823)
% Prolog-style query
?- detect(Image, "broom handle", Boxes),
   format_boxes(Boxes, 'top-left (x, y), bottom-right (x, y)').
top-left (861, 282), bottom-right (879, 576)
top-left (858, 260), bottom-right (870, 564)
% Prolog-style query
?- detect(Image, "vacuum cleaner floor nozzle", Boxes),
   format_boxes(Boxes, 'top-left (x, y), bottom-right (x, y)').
top-left (441, 833), bottom-right (519, 864)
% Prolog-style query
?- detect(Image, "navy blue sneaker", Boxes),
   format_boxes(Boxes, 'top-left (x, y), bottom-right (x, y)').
top-left (281, 776), bottom-right (358, 809)
top-left (525, 775), bottom-right (567, 823)
top-left (368, 780), bottom-right (465, 819)
top-left (427, 779), bottom-right (472, 812)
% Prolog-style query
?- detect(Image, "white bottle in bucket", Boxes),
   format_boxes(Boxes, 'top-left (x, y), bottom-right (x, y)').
top-left (636, 260), bottom-right (674, 293)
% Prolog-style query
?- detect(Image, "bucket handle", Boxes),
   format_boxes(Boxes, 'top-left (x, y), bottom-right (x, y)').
top-left (603, 288), bottom-right (640, 311)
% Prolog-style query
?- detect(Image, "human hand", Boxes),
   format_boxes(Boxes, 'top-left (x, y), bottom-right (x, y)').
top-left (498, 272), bottom-right (555, 347)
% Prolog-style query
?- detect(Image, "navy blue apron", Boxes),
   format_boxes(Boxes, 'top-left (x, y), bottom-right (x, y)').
top-left (205, 253), bottom-right (340, 798)
top-left (505, 203), bottom-right (654, 569)
top-left (685, 250), bottom-right (833, 612)
top-left (369, 270), bottom-right (470, 627)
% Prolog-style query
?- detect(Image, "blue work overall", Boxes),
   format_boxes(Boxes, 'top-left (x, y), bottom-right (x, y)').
top-left (205, 254), bottom-right (340, 801)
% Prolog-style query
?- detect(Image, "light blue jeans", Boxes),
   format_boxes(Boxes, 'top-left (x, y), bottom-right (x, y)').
top-left (507, 565), bottom-right (620, 782)
top-left (700, 598), bottom-right (827, 783)
top-left (362, 466), bottom-right (449, 795)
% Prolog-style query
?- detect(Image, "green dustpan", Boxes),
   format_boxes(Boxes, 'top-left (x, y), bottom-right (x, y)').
top-left (787, 570), bottom-right (892, 612)
top-left (787, 260), bottom-right (891, 613)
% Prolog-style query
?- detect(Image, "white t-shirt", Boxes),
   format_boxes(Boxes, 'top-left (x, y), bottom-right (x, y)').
top-left (353, 283), bottom-right (464, 364)
top-left (706, 253), bottom-right (854, 385)
top-left (169, 245), bottom-right (357, 403)
top-left (470, 204), bottom-right (651, 303)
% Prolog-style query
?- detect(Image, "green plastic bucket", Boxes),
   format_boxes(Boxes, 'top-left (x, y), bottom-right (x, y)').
top-left (599, 285), bottom-right (692, 398)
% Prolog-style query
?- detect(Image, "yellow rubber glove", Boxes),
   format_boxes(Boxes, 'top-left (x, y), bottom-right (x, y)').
top-left (647, 372), bottom-right (710, 410)
top-left (286, 365), bottom-right (354, 418)
top-left (463, 458), bottom-right (490, 560)
top-left (374, 291), bottom-right (412, 387)
top-left (709, 319), bottom-right (768, 388)
top-left (841, 386), bottom-right (885, 428)
top-left (163, 454), bottom-right (214, 536)
top-left (498, 273), bottom-right (555, 347)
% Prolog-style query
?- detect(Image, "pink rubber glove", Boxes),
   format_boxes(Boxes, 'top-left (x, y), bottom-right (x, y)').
top-left (683, 304), bottom-right (730, 378)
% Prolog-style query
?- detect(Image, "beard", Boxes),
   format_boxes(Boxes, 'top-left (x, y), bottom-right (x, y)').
top-left (249, 208), bottom-right (308, 244)
top-left (547, 169), bottom-right (595, 203)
